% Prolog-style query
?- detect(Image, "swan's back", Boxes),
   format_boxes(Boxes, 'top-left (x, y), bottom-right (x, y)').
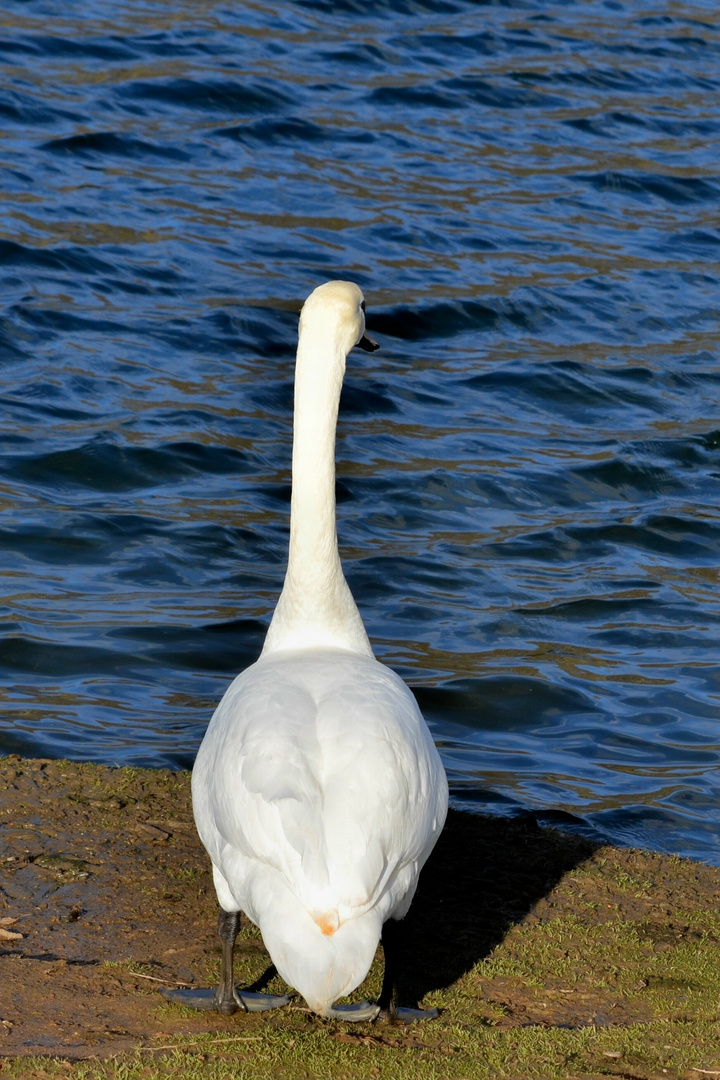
top-left (193, 648), bottom-right (446, 1011)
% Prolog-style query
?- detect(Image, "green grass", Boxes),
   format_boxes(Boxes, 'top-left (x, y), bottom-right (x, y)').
top-left (5, 1020), bottom-right (720, 1080)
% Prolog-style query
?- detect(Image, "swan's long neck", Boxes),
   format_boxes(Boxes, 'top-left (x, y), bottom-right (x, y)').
top-left (262, 324), bottom-right (372, 656)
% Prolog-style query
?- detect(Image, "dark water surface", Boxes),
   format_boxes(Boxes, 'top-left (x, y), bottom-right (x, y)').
top-left (2, 0), bottom-right (719, 862)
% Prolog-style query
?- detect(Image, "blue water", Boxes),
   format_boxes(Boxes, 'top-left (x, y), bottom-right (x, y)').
top-left (1, 0), bottom-right (719, 864)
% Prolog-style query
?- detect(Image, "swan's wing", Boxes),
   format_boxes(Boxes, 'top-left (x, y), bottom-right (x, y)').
top-left (193, 652), bottom-right (447, 921)
top-left (315, 663), bottom-right (446, 904)
top-left (195, 663), bottom-right (327, 880)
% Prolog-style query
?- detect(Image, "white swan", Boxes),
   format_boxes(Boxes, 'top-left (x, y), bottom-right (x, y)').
top-left (165, 281), bottom-right (448, 1022)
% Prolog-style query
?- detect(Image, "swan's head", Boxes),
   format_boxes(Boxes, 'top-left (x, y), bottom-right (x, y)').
top-left (300, 281), bottom-right (379, 358)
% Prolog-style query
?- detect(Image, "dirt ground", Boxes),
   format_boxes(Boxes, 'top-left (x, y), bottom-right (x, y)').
top-left (1, 755), bottom-right (719, 1064)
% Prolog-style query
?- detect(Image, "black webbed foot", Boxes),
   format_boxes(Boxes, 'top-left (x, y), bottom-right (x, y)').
top-left (161, 909), bottom-right (290, 1015)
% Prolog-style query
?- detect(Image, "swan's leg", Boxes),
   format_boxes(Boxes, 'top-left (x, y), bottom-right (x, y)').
top-left (377, 918), bottom-right (399, 1021)
top-left (376, 918), bottom-right (438, 1024)
top-left (161, 909), bottom-right (289, 1014)
top-left (215, 908), bottom-right (242, 1013)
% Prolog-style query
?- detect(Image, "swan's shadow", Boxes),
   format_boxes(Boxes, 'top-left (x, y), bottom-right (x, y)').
top-left (396, 809), bottom-right (598, 1006)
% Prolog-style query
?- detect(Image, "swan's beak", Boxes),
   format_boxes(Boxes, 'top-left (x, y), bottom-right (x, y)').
top-left (356, 330), bottom-right (379, 352)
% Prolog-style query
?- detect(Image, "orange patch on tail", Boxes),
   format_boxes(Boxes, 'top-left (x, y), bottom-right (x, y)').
top-left (315, 911), bottom-right (339, 936)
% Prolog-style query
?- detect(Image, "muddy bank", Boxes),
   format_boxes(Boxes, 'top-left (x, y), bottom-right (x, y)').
top-left (1, 755), bottom-right (719, 1070)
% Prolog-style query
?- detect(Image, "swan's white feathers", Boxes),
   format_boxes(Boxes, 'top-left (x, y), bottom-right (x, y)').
top-left (194, 650), bottom-right (444, 925)
top-left (191, 281), bottom-right (448, 1015)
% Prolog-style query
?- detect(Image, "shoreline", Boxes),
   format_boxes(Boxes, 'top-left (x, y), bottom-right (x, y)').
top-left (1, 754), bottom-right (719, 1079)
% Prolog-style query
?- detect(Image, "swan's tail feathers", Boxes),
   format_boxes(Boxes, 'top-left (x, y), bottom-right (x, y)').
top-left (260, 896), bottom-right (382, 1015)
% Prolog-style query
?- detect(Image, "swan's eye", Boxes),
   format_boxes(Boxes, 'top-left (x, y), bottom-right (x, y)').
top-left (360, 300), bottom-right (366, 312)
